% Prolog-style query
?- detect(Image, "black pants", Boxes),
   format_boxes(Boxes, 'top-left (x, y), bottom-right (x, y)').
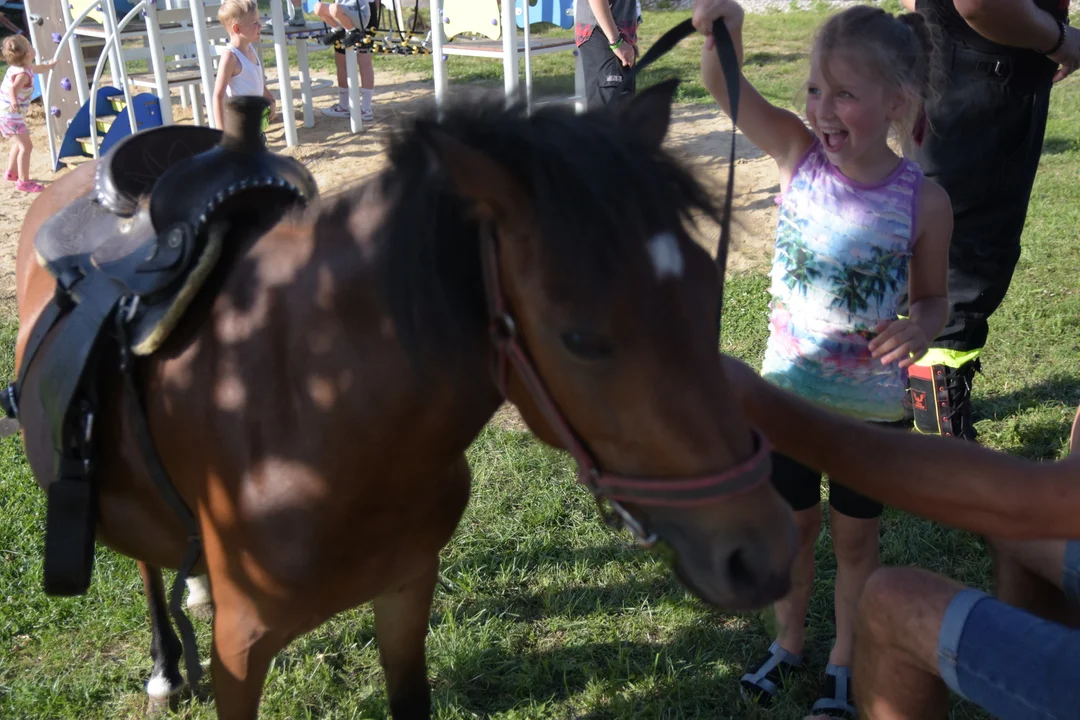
top-left (578, 31), bottom-right (637, 109)
top-left (901, 40), bottom-right (1055, 353)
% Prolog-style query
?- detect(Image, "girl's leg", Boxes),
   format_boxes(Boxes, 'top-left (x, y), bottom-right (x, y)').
top-left (804, 485), bottom-right (881, 720)
top-left (740, 453), bottom-right (822, 705)
top-left (829, 509), bottom-right (881, 665)
top-left (15, 133), bottom-right (31, 181)
top-left (7, 139), bottom-right (18, 179)
top-left (776, 506), bottom-right (824, 654)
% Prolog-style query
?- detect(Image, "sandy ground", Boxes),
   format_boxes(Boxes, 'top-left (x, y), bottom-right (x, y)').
top-left (0, 68), bottom-right (783, 435)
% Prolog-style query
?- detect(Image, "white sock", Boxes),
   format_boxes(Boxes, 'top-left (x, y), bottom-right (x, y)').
top-left (338, 89), bottom-right (349, 107)
top-left (361, 88), bottom-right (372, 113)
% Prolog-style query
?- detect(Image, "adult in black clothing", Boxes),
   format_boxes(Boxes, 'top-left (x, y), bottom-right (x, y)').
top-left (901, 0), bottom-right (1079, 440)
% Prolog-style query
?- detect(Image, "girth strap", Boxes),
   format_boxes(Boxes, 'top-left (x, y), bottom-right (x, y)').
top-left (116, 285), bottom-right (206, 693)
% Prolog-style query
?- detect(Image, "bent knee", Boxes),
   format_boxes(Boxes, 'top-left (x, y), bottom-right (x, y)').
top-left (857, 567), bottom-right (964, 669)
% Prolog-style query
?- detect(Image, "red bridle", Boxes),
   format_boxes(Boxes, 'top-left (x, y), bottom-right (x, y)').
top-left (479, 224), bottom-right (772, 548)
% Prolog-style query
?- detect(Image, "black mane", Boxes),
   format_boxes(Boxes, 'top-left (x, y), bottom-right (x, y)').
top-left (370, 94), bottom-right (722, 365)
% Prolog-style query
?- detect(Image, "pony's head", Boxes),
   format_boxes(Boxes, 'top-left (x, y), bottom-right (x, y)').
top-left (384, 81), bottom-right (796, 610)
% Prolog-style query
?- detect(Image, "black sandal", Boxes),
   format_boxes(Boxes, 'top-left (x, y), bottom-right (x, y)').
top-left (809, 664), bottom-right (856, 719)
top-left (739, 641), bottom-right (803, 707)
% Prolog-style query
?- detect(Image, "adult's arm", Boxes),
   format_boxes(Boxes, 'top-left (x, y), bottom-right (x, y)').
top-left (723, 356), bottom-right (1080, 539)
top-left (951, 0), bottom-right (1064, 53)
top-left (587, 0), bottom-right (621, 44)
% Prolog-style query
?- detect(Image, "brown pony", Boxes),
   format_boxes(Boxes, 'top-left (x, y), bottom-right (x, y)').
top-left (12, 83), bottom-right (796, 718)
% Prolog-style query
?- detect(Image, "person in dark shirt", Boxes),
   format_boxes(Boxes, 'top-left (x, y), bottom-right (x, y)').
top-left (900, 0), bottom-right (1079, 441)
top-left (575, 0), bottom-right (640, 108)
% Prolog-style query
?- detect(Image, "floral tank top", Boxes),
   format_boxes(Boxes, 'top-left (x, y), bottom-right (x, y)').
top-left (760, 140), bottom-right (924, 422)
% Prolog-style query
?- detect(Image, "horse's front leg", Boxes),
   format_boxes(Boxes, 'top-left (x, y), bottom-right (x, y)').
top-left (137, 562), bottom-right (185, 715)
top-left (206, 566), bottom-right (293, 720)
top-left (373, 556), bottom-right (440, 720)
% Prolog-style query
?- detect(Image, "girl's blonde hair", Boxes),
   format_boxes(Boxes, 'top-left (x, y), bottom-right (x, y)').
top-left (218, 0), bottom-right (258, 28)
top-left (813, 6), bottom-right (940, 143)
top-left (3, 35), bottom-right (33, 67)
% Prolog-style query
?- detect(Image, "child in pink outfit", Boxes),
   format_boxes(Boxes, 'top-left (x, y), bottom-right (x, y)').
top-left (1, 35), bottom-right (56, 193)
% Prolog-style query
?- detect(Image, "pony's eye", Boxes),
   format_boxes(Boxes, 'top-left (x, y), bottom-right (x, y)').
top-left (561, 332), bottom-right (613, 361)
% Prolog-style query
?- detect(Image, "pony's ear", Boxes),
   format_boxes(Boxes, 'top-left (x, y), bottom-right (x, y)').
top-left (421, 126), bottom-right (528, 225)
top-left (620, 78), bottom-right (681, 149)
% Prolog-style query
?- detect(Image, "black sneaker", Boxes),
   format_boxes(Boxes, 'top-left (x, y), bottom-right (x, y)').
top-left (320, 27), bottom-right (346, 46)
top-left (342, 28), bottom-right (365, 47)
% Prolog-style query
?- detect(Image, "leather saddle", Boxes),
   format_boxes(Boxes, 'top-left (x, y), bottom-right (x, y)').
top-left (35, 96), bottom-right (318, 354)
top-left (3, 95), bottom-right (319, 598)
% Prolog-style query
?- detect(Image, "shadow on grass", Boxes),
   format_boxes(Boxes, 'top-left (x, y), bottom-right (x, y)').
top-left (432, 624), bottom-right (771, 719)
top-left (977, 372), bottom-right (1080, 458)
top-left (1042, 136), bottom-right (1080, 156)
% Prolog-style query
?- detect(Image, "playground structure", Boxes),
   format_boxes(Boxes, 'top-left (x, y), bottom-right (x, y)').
top-left (431, 0), bottom-right (583, 113)
top-left (24, 0), bottom-right (583, 171)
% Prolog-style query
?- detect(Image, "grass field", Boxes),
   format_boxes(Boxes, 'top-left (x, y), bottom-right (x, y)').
top-left (2, 5), bottom-right (1080, 718)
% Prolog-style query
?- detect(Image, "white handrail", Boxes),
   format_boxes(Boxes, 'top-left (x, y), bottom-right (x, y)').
top-left (87, 0), bottom-right (148, 157)
top-left (143, 0), bottom-right (173, 124)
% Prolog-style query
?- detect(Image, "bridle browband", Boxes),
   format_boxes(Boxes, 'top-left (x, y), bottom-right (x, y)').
top-left (478, 19), bottom-right (771, 549)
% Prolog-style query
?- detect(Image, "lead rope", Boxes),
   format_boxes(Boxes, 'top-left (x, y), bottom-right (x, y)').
top-left (626, 18), bottom-right (741, 341)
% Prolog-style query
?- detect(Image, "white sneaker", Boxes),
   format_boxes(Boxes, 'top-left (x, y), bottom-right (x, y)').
top-left (321, 103), bottom-right (350, 118)
top-left (361, 108), bottom-right (374, 122)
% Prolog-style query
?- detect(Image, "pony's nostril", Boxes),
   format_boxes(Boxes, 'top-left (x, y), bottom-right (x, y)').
top-left (727, 546), bottom-right (757, 589)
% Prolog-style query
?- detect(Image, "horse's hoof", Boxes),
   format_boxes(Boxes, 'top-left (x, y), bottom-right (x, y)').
top-left (146, 675), bottom-right (185, 716)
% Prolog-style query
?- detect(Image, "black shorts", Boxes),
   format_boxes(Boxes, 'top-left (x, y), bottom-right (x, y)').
top-left (578, 30), bottom-right (637, 110)
top-left (770, 421), bottom-right (905, 519)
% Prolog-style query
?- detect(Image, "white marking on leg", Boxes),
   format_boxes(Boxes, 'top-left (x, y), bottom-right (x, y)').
top-left (647, 232), bottom-right (683, 280)
top-left (185, 574), bottom-right (212, 608)
top-left (146, 672), bottom-right (182, 699)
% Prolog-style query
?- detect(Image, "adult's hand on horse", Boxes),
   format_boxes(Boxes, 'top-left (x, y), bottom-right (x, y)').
top-left (692, 0), bottom-right (744, 50)
top-left (1049, 25), bottom-right (1080, 83)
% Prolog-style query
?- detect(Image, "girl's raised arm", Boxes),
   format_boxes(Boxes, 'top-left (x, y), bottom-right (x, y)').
top-left (696, 0), bottom-right (813, 182)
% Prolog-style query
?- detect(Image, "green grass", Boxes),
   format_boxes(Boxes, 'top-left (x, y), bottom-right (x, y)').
top-left (3, 7), bottom-right (1080, 719)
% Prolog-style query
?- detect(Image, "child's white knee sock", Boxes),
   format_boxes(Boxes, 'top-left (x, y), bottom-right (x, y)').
top-left (361, 88), bottom-right (373, 113)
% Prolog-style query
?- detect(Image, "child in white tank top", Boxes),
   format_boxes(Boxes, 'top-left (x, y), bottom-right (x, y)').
top-left (212, 0), bottom-right (276, 131)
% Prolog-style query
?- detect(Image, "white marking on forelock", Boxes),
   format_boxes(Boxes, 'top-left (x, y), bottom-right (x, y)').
top-left (146, 674), bottom-right (180, 699)
top-left (647, 232), bottom-right (684, 280)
